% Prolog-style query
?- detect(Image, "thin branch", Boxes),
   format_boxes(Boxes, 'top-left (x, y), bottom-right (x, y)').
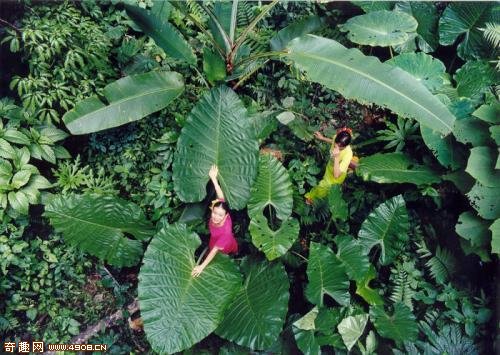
top-left (0, 18), bottom-right (21, 36)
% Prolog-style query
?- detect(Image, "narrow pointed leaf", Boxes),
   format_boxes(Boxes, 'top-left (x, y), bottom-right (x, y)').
top-left (306, 242), bottom-right (350, 306)
top-left (249, 213), bottom-right (299, 261)
top-left (173, 86), bottom-right (259, 210)
top-left (44, 194), bottom-right (154, 267)
top-left (247, 153), bottom-right (293, 220)
top-left (287, 35), bottom-right (455, 134)
top-left (358, 195), bottom-right (409, 265)
top-left (63, 71), bottom-right (184, 135)
top-left (216, 259), bottom-right (289, 350)
top-left (139, 224), bottom-right (241, 354)
top-left (125, 5), bottom-right (196, 64)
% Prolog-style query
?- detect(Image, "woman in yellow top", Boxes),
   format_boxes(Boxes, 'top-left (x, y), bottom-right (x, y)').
top-left (305, 127), bottom-right (353, 204)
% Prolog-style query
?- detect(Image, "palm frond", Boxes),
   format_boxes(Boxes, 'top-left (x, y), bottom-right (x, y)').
top-left (480, 22), bottom-right (500, 49)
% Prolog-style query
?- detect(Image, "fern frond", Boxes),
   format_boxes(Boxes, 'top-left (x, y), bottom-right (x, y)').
top-left (480, 22), bottom-right (500, 49)
top-left (426, 246), bottom-right (456, 284)
top-left (419, 324), bottom-right (478, 355)
top-left (237, 1), bottom-right (255, 27)
top-left (390, 263), bottom-right (415, 310)
top-left (187, 0), bottom-right (208, 24)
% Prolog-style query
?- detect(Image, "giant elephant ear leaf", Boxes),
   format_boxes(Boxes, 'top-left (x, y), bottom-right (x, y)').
top-left (340, 10), bottom-right (417, 47)
top-left (466, 147), bottom-right (500, 188)
top-left (420, 125), bottom-right (467, 170)
top-left (370, 303), bottom-right (418, 343)
top-left (467, 182), bottom-right (500, 220)
top-left (216, 258), bottom-right (289, 350)
top-left (249, 213), bottom-right (299, 261)
top-left (286, 35), bottom-right (455, 134)
top-left (358, 195), bottom-right (409, 265)
top-left (439, 2), bottom-right (498, 60)
top-left (394, 2), bottom-right (439, 52)
top-left (247, 153), bottom-right (293, 220)
top-left (357, 153), bottom-right (441, 185)
top-left (139, 223), bottom-right (241, 354)
top-left (173, 86), bottom-right (259, 210)
top-left (270, 15), bottom-right (325, 51)
top-left (63, 71), bottom-right (184, 135)
top-left (306, 242), bottom-right (350, 306)
top-left (44, 194), bottom-right (154, 267)
top-left (335, 235), bottom-right (370, 281)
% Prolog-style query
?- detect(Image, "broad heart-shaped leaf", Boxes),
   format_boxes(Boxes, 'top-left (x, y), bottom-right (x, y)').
top-left (249, 213), bottom-right (299, 261)
top-left (490, 219), bottom-right (500, 254)
top-left (216, 259), bottom-right (289, 350)
top-left (247, 153), bottom-right (293, 220)
top-left (356, 265), bottom-right (384, 306)
top-left (473, 103), bottom-right (500, 124)
top-left (63, 71), bottom-right (184, 135)
top-left (467, 182), bottom-right (500, 220)
top-left (44, 194), bottom-right (154, 267)
top-left (125, 5), bottom-right (196, 64)
top-left (466, 147), bottom-right (500, 188)
top-left (370, 303), bottom-right (417, 343)
top-left (335, 235), bottom-right (370, 281)
top-left (454, 61), bottom-right (497, 100)
top-left (386, 52), bottom-right (446, 93)
top-left (139, 224), bottom-right (241, 354)
top-left (286, 35), bottom-right (455, 134)
top-left (352, 1), bottom-right (395, 13)
top-left (420, 125), bottom-right (467, 170)
top-left (394, 2), bottom-right (439, 52)
top-left (337, 314), bottom-right (369, 351)
top-left (293, 307), bottom-right (321, 355)
top-left (340, 10), bottom-right (417, 47)
top-left (358, 195), bottom-right (409, 265)
top-left (439, 2), bottom-right (498, 60)
top-left (328, 185), bottom-right (348, 222)
top-left (456, 211), bottom-right (491, 248)
top-left (270, 15), bottom-right (325, 51)
top-left (306, 242), bottom-right (350, 307)
top-left (357, 153), bottom-right (441, 186)
top-left (173, 86), bottom-right (259, 210)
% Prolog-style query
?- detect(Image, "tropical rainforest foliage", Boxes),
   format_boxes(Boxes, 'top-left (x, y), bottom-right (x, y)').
top-left (1, 0), bottom-right (498, 353)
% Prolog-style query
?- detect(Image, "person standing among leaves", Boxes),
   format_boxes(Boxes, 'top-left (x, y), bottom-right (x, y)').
top-left (191, 165), bottom-right (238, 277)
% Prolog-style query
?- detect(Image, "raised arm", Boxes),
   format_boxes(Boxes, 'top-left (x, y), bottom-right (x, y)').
top-left (314, 131), bottom-right (334, 144)
top-left (191, 247), bottom-right (219, 277)
top-left (209, 165), bottom-right (224, 200)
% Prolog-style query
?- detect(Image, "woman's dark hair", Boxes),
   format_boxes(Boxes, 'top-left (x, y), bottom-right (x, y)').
top-left (212, 200), bottom-right (230, 213)
top-left (335, 131), bottom-right (352, 147)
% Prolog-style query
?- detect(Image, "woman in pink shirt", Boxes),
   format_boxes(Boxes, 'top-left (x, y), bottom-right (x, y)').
top-left (191, 165), bottom-right (238, 277)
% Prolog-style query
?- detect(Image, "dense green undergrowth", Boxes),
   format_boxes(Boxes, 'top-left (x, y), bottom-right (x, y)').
top-left (0, 0), bottom-right (498, 353)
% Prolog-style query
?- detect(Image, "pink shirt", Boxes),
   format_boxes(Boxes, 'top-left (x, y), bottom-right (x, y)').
top-left (209, 213), bottom-right (238, 254)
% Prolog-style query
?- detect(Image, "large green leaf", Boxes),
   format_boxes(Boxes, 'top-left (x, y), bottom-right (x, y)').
top-left (44, 194), bottom-right (154, 267)
top-left (394, 2), bottom-right (439, 52)
top-left (454, 60), bottom-right (497, 100)
top-left (270, 15), bottom-right (325, 51)
top-left (173, 86), bottom-right (259, 210)
top-left (337, 314), bottom-right (369, 351)
top-left (340, 10), bottom-right (417, 47)
top-left (306, 242), bottom-right (350, 306)
top-left (455, 211), bottom-right (491, 248)
top-left (370, 303), bottom-right (418, 343)
top-left (63, 71), bottom-right (184, 135)
top-left (358, 195), bottom-right (409, 265)
top-left (473, 103), bottom-right (500, 124)
top-left (353, 1), bottom-right (395, 13)
top-left (139, 224), bottom-right (241, 354)
top-left (420, 125), bottom-right (467, 170)
top-left (466, 147), bottom-right (500, 187)
top-left (293, 307), bottom-right (320, 355)
top-left (467, 182), bottom-right (500, 220)
top-left (490, 126), bottom-right (500, 145)
top-left (203, 47), bottom-right (226, 83)
top-left (356, 265), bottom-right (384, 306)
top-left (357, 153), bottom-right (441, 186)
top-left (249, 213), bottom-right (299, 261)
top-left (216, 259), bottom-right (289, 350)
top-left (328, 185), bottom-right (348, 222)
top-left (125, 5), bottom-right (196, 64)
top-left (490, 219), bottom-right (500, 254)
top-left (386, 52), bottom-right (446, 93)
top-left (286, 35), bottom-right (455, 134)
top-left (439, 2), bottom-right (498, 60)
top-left (335, 235), bottom-right (370, 281)
top-left (247, 153), bottom-right (293, 220)
top-left (453, 116), bottom-right (494, 147)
